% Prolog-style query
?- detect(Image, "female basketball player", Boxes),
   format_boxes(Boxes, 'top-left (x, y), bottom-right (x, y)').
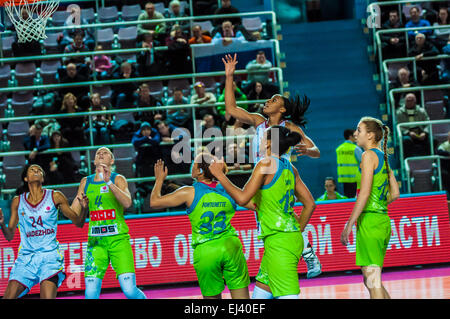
top-left (0, 164), bottom-right (89, 299)
top-left (222, 53), bottom-right (322, 278)
top-left (150, 153), bottom-right (250, 299)
top-left (340, 117), bottom-right (400, 299)
top-left (209, 125), bottom-right (316, 299)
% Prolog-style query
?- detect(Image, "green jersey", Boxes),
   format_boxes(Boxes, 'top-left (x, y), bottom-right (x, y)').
top-left (186, 181), bottom-right (239, 248)
top-left (361, 149), bottom-right (389, 214)
top-left (84, 173), bottom-right (129, 237)
top-left (253, 156), bottom-right (300, 239)
top-left (316, 191), bottom-right (348, 201)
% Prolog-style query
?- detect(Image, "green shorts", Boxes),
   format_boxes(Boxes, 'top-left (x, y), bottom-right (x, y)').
top-left (85, 233), bottom-right (135, 279)
top-left (255, 231), bottom-right (303, 297)
top-left (356, 212), bottom-right (391, 267)
top-left (193, 235), bottom-right (250, 297)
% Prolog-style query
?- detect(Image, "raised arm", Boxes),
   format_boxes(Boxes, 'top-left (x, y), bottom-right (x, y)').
top-left (0, 197), bottom-right (20, 241)
top-left (150, 160), bottom-right (194, 209)
top-left (292, 166), bottom-right (316, 232)
top-left (222, 54), bottom-right (265, 126)
top-left (54, 191), bottom-right (88, 228)
top-left (70, 177), bottom-right (89, 228)
top-left (100, 164), bottom-right (133, 209)
top-left (210, 158), bottom-right (267, 207)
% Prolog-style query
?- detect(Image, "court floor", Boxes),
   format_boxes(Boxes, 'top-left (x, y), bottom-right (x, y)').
top-left (55, 264), bottom-right (450, 299)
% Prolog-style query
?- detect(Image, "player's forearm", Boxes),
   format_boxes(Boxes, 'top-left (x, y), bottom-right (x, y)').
top-left (306, 146), bottom-right (320, 158)
top-left (109, 184), bottom-right (133, 209)
top-left (0, 223), bottom-right (14, 241)
top-left (296, 204), bottom-right (315, 232)
top-left (149, 179), bottom-right (165, 209)
top-left (216, 174), bottom-right (250, 206)
top-left (225, 75), bottom-right (238, 114)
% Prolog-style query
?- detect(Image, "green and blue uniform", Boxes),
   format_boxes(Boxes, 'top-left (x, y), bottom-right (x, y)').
top-left (253, 156), bottom-right (303, 297)
top-left (316, 191), bottom-right (348, 201)
top-left (84, 173), bottom-right (135, 279)
top-left (186, 181), bottom-right (249, 296)
top-left (356, 148), bottom-right (391, 267)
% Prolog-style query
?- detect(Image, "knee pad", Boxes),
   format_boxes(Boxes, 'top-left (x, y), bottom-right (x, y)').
top-left (85, 277), bottom-right (102, 299)
top-left (118, 273), bottom-right (147, 299)
top-left (251, 285), bottom-right (273, 299)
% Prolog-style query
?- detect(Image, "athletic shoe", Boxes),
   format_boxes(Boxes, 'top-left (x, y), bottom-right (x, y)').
top-left (302, 247), bottom-right (322, 279)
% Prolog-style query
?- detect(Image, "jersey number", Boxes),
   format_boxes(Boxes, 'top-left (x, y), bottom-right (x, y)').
top-left (95, 195), bottom-right (103, 207)
top-left (30, 216), bottom-right (43, 228)
top-left (199, 211), bottom-right (227, 235)
top-left (279, 189), bottom-right (295, 213)
top-left (378, 180), bottom-right (389, 201)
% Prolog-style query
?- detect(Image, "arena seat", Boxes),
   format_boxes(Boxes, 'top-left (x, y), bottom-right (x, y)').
top-left (121, 4), bottom-right (142, 21)
top-left (40, 59), bottom-right (61, 85)
top-left (15, 62), bottom-right (37, 87)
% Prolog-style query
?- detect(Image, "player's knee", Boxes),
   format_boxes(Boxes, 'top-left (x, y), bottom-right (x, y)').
top-left (276, 294), bottom-right (299, 299)
top-left (118, 273), bottom-right (146, 299)
top-left (85, 277), bottom-right (102, 299)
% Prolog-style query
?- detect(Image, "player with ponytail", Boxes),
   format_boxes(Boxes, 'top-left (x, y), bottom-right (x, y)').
top-left (340, 117), bottom-right (400, 299)
top-left (210, 126), bottom-right (316, 299)
top-left (222, 53), bottom-right (322, 279)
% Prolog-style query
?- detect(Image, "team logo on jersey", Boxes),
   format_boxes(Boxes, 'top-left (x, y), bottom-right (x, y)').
top-left (100, 186), bottom-right (109, 194)
top-left (45, 206), bottom-right (52, 213)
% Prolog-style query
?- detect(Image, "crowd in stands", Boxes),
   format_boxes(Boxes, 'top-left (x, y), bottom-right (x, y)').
top-left (0, 0), bottom-right (281, 206)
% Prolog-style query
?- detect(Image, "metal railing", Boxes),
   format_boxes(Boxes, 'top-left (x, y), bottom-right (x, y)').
top-left (382, 55), bottom-right (449, 118)
top-left (404, 154), bottom-right (449, 193)
top-left (396, 118), bottom-right (450, 185)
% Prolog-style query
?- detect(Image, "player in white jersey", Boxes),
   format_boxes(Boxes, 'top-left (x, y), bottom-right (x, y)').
top-left (0, 164), bottom-right (89, 299)
top-left (222, 54), bottom-right (322, 279)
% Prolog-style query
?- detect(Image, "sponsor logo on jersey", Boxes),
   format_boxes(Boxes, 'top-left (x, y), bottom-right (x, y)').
top-left (26, 228), bottom-right (56, 238)
top-left (100, 186), bottom-right (109, 194)
top-left (90, 209), bottom-right (116, 221)
top-left (90, 224), bottom-right (118, 237)
top-left (45, 206), bottom-right (52, 213)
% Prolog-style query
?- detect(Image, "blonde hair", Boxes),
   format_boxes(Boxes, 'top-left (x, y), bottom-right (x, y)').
top-left (360, 116), bottom-right (391, 185)
top-left (96, 147), bottom-right (115, 160)
top-left (61, 93), bottom-right (79, 112)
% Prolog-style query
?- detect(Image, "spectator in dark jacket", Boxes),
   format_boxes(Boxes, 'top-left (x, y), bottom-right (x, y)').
top-left (58, 63), bottom-right (91, 110)
top-left (47, 131), bottom-right (79, 185)
top-left (58, 93), bottom-right (86, 146)
top-left (113, 62), bottom-right (140, 108)
top-left (132, 121), bottom-right (162, 178)
top-left (408, 33), bottom-right (440, 85)
top-left (23, 123), bottom-right (51, 174)
top-left (213, 0), bottom-right (241, 26)
top-left (165, 24), bottom-right (192, 75)
top-left (380, 10), bottom-right (406, 59)
top-left (133, 83), bottom-right (164, 126)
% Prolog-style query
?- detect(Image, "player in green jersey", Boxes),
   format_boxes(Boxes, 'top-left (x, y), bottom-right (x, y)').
top-left (340, 117), bottom-right (400, 299)
top-left (150, 152), bottom-right (250, 299)
top-left (71, 147), bottom-right (146, 299)
top-left (210, 125), bottom-right (316, 299)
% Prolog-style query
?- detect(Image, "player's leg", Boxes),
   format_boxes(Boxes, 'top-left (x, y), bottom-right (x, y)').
top-left (301, 230), bottom-right (322, 279)
top-left (84, 237), bottom-right (109, 299)
top-left (40, 275), bottom-right (59, 299)
top-left (361, 266), bottom-right (386, 299)
top-left (222, 236), bottom-right (250, 299)
top-left (252, 281), bottom-right (273, 299)
top-left (2, 280), bottom-right (28, 299)
top-left (109, 234), bottom-right (146, 299)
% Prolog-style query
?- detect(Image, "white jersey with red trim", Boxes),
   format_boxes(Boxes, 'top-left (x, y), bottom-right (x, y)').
top-left (17, 189), bottom-right (59, 254)
top-left (252, 120), bottom-right (291, 163)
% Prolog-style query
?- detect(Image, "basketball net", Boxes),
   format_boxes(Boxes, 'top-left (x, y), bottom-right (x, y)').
top-left (3, 0), bottom-right (60, 42)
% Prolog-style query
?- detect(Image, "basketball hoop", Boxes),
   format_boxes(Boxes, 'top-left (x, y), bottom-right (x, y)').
top-left (1, 0), bottom-right (60, 42)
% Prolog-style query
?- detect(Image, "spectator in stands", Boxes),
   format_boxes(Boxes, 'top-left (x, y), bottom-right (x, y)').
top-left (224, 142), bottom-right (252, 188)
top-left (113, 62), bottom-right (140, 108)
top-left (92, 45), bottom-right (113, 77)
top-left (316, 177), bottom-right (348, 201)
top-left (23, 123), bottom-right (51, 175)
top-left (165, 24), bottom-right (192, 75)
top-left (47, 130), bottom-right (78, 185)
top-left (217, 81), bottom-right (247, 120)
top-left (190, 81), bottom-right (217, 118)
top-left (442, 35), bottom-right (450, 83)
top-left (245, 51), bottom-right (279, 96)
top-left (405, 6), bottom-right (432, 39)
top-left (211, 20), bottom-right (245, 46)
top-left (335, 129), bottom-right (359, 198)
top-left (201, 113), bottom-right (221, 135)
top-left (246, 81), bottom-right (272, 113)
top-left (436, 131), bottom-right (450, 195)
top-left (84, 93), bottom-right (111, 145)
top-left (132, 121), bottom-right (161, 178)
top-left (392, 67), bottom-right (419, 107)
top-left (58, 93), bottom-right (86, 146)
top-left (188, 24), bottom-right (212, 44)
top-left (63, 31), bottom-right (91, 65)
top-left (59, 10), bottom-right (95, 51)
top-left (213, 0), bottom-right (241, 26)
top-left (380, 9), bottom-right (406, 59)
top-left (155, 119), bottom-right (191, 176)
top-left (137, 33), bottom-right (166, 77)
top-left (432, 7), bottom-right (450, 51)
top-left (133, 83), bottom-right (164, 125)
top-left (396, 93), bottom-right (431, 158)
top-left (408, 33), bottom-right (440, 85)
top-left (165, 0), bottom-right (190, 34)
top-left (58, 63), bottom-right (90, 110)
top-left (166, 88), bottom-right (192, 131)
top-left (138, 2), bottom-right (167, 41)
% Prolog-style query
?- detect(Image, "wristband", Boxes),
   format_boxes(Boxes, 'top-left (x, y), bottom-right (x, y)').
top-left (106, 180), bottom-right (113, 186)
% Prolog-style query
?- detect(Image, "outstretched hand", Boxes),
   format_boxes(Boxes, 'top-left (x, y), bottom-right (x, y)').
top-left (209, 158), bottom-right (226, 179)
top-left (154, 159), bottom-right (168, 182)
top-left (222, 53), bottom-right (238, 77)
